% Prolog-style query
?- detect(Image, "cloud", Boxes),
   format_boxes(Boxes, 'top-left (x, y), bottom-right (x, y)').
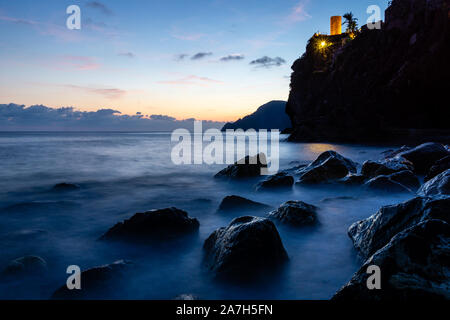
top-left (175, 53), bottom-right (189, 61)
top-left (64, 85), bottom-right (126, 99)
top-left (158, 75), bottom-right (223, 86)
top-left (220, 54), bottom-right (245, 62)
top-left (54, 56), bottom-right (101, 71)
top-left (250, 56), bottom-right (286, 68)
top-left (286, 0), bottom-right (312, 23)
top-left (86, 1), bottom-right (113, 15)
top-left (118, 52), bottom-right (135, 58)
top-left (0, 15), bottom-right (37, 25)
top-left (0, 104), bottom-right (224, 131)
top-left (191, 52), bottom-right (213, 60)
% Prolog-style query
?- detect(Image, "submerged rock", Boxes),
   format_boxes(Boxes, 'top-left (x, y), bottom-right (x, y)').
top-left (215, 153), bottom-right (267, 178)
top-left (418, 169), bottom-right (450, 197)
top-left (52, 260), bottom-right (132, 299)
top-left (2, 256), bottom-right (47, 277)
top-left (52, 183), bottom-right (80, 191)
top-left (364, 175), bottom-right (412, 193)
top-left (203, 216), bottom-right (288, 279)
top-left (425, 156), bottom-right (450, 182)
top-left (256, 172), bottom-right (294, 191)
top-left (268, 201), bottom-right (317, 226)
top-left (297, 151), bottom-right (357, 184)
top-left (217, 195), bottom-right (272, 212)
top-left (99, 207), bottom-right (199, 242)
top-left (334, 220), bottom-right (450, 301)
top-left (348, 196), bottom-right (450, 259)
top-left (397, 142), bottom-right (449, 174)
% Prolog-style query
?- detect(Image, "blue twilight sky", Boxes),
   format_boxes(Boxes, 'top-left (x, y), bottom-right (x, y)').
top-left (0, 0), bottom-right (389, 122)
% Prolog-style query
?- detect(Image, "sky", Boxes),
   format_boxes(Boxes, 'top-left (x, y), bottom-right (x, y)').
top-left (0, 0), bottom-right (389, 123)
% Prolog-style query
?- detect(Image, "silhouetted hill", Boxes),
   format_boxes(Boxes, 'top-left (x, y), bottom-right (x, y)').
top-left (221, 101), bottom-right (291, 131)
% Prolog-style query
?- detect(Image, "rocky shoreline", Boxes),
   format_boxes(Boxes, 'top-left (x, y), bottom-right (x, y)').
top-left (2, 141), bottom-right (449, 300)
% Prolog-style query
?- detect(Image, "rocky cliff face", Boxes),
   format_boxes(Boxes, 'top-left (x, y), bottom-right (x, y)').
top-left (286, 0), bottom-right (450, 142)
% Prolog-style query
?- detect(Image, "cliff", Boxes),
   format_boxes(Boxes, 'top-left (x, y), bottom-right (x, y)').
top-left (222, 100), bottom-right (291, 131)
top-left (286, 0), bottom-right (450, 143)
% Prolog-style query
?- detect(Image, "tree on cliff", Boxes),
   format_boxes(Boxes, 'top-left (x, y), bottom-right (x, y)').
top-left (343, 12), bottom-right (358, 34)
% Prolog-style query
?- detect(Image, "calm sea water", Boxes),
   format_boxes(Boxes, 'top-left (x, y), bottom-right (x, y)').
top-left (0, 132), bottom-right (412, 299)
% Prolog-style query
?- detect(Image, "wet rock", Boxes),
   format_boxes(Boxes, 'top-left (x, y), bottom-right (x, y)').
top-left (418, 169), bottom-right (450, 197)
top-left (297, 151), bottom-right (357, 184)
top-left (337, 174), bottom-right (367, 185)
top-left (348, 196), bottom-right (450, 259)
top-left (321, 196), bottom-right (358, 203)
top-left (256, 172), bottom-right (294, 191)
top-left (52, 183), bottom-right (80, 191)
top-left (425, 156), bottom-right (450, 182)
top-left (52, 260), bottom-right (132, 299)
top-left (2, 256), bottom-right (47, 277)
top-left (364, 175), bottom-right (412, 193)
top-left (334, 220), bottom-right (450, 301)
top-left (361, 158), bottom-right (413, 178)
top-left (388, 170), bottom-right (421, 191)
top-left (217, 195), bottom-right (272, 212)
top-left (397, 142), bottom-right (449, 174)
top-left (99, 207), bottom-right (199, 241)
top-left (203, 216), bottom-right (288, 279)
top-left (215, 153), bottom-right (267, 178)
top-left (268, 201), bottom-right (317, 226)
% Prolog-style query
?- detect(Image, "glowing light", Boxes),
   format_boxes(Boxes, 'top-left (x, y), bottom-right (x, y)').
top-left (320, 41), bottom-right (326, 48)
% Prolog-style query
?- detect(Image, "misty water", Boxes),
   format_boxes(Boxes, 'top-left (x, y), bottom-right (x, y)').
top-left (0, 132), bottom-right (413, 299)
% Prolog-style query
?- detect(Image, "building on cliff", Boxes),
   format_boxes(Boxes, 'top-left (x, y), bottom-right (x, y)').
top-left (330, 16), bottom-right (342, 35)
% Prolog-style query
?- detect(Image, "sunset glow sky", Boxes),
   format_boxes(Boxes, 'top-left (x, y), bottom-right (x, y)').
top-left (0, 0), bottom-right (388, 122)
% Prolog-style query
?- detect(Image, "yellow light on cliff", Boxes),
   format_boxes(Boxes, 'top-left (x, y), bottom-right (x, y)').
top-left (320, 41), bottom-right (327, 48)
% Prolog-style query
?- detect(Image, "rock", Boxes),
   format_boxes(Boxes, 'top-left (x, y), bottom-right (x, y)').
top-left (256, 172), bottom-right (294, 191)
top-left (52, 260), bottom-right (132, 299)
top-left (215, 153), bottom-right (267, 178)
top-left (203, 216), bottom-right (288, 279)
top-left (361, 159), bottom-right (413, 178)
top-left (418, 169), bottom-right (450, 197)
top-left (2, 256), bottom-right (47, 277)
top-left (425, 156), bottom-right (450, 181)
top-left (52, 183), bottom-right (80, 191)
top-left (397, 142), bottom-right (449, 174)
top-left (364, 175), bottom-right (412, 193)
top-left (297, 151), bottom-right (357, 184)
top-left (268, 201), bottom-right (317, 226)
top-left (337, 174), bottom-right (367, 185)
top-left (348, 196), bottom-right (450, 259)
top-left (99, 207), bottom-right (199, 241)
top-left (217, 195), bottom-right (272, 212)
top-left (388, 170), bottom-right (421, 191)
top-left (321, 196), bottom-right (358, 203)
top-left (334, 220), bottom-right (450, 301)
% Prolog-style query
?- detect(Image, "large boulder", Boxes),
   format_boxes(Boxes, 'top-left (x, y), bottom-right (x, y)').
top-left (217, 195), bottom-right (272, 212)
top-left (397, 142), bottom-right (449, 174)
top-left (268, 201), bottom-right (317, 226)
top-left (337, 174), bottom-right (367, 186)
top-left (52, 260), bottom-right (132, 299)
top-left (418, 169), bottom-right (450, 197)
top-left (2, 256), bottom-right (47, 277)
top-left (256, 172), bottom-right (294, 191)
top-left (361, 158), bottom-right (413, 178)
top-left (215, 153), bottom-right (267, 178)
top-left (349, 196), bottom-right (450, 259)
top-left (99, 207), bottom-right (199, 241)
top-left (425, 156), bottom-right (450, 181)
top-left (364, 175), bottom-right (412, 193)
top-left (297, 151), bottom-right (357, 184)
top-left (334, 219), bottom-right (450, 301)
top-left (203, 216), bottom-right (288, 279)
top-left (388, 170), bottom-right (421, 191)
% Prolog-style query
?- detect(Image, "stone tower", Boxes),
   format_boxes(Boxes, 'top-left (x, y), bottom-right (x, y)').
top-left (330, 16), bottom-right (342, 35)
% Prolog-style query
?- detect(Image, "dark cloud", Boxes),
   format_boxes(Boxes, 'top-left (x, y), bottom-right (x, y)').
top-left (250, 56), bottom-right (286, 68)
top-left (191, 52), bottom-right (213, 60)
top-left (0, 104), bottom-right (224, 131)
top-left (118, 52), bottom-right (135, 58)
top-left (86, 1), bottom-right (113, 15)
top-left (175, 53), bottom-right (189, 61)
top-left (220, 54), bottom-right (245, 62)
